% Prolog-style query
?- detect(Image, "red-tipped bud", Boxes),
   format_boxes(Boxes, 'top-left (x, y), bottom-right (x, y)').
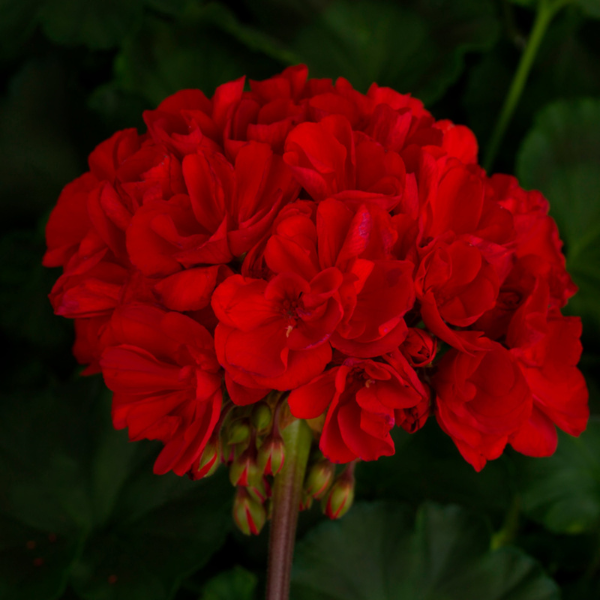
top-left (299, 492), bottom-right (313, 512)
top-left (304, 459), bottom-right (335, 499)
top-left (251, 402), bottom-right (272, 432)
top-left (258, 433), bottom-right (285, 476)
top-left (229, 445), bottom-right (262, 487)
top-left (226, 419), bottom-right (251, 445)
top-left (233, 487), bottom-right (266, 536)
top-left (189, 437), bottom-right (221, 480)
top-left (248, 476), bottom-right (272, 504)
top-left (322, 469), bottom-right (355, 519)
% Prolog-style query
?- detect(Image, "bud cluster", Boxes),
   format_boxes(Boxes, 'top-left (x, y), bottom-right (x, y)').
top-left (187, 395), bottom-right (288, 535)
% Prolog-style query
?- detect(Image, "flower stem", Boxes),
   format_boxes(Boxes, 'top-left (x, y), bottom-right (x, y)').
top-left (483, 0), bottom-right (572, 172)
top-left (266, 417), bottom-right (312, 600)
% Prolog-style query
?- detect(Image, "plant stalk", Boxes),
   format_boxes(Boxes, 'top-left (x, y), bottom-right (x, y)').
top-left (266, 417), bottom-right (312, 600)
top-left (483, 0), bottom-right (571, 172)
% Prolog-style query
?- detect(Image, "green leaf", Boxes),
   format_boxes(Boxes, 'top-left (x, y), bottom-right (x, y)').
top-left (114, 3), bottom-right (290, 105)
top-left (516, 418), bottom-right (600, 534)
top-left (0, 515), bottom-right (82, 600)
top-left (578, 0), bottom-right (600, 18)
top-left (0, 0), bottom-right (43, 60)
top-left (0, 231), bottom-right (70, 353)
top-left (464, 11), bottom-right (600, 158)
top-left (291, 502), bottom-right (560, 600)
top-left (38, 0), bottom-right (144, 50)
top-left (355, 422), bottom-right (513, 519)
top-left (200, 566), bottom-right (258, 600)
top-left (0, 60), bottom-right (82, 226)
top-left (290, 0), bottom-right (500, 103)
top-left (0, 377), bottom-right (233, 600)
top-left (70, 464), bottom-right (232, 600)
top-left (516, 98), bottom-right (600, 334)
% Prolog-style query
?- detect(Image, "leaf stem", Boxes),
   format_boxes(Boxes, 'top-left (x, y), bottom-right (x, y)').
top-left (266, 417), bottom-right (312, 600)
top-left (483, 0), bottom-right (572, 172)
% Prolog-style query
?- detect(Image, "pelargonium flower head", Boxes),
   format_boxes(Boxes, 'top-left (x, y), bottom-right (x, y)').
top-left (44, 64), bottom-right (588, 528)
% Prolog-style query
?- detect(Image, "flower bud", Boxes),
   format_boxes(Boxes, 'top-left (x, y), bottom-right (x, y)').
top-left (233, 488), bottom-right (266, 536)
top-left (304, 459), bottom-right (335, 500)
top-left (401, 328), bottom-right (437, 367)
top-left (248, 476), bottom-right (272, 504)
top-left (322, 471), bottom-right (355, 519)
top-left (251, 402), bottom-right (272, 432)
top-left (258, 433), bottom-right (285, 476)
top-left (226, 419), bottom-right (251, 445)
top-left (398, 392), bottom-right (431, 434)
top-left (299, 492), bottom-right (313, 512)
top-left (229, 445), bottom-right (262, 487)
top-left (191, 437), bottom-right (221, 480)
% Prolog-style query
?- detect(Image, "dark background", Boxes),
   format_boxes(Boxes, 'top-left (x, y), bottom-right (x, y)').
top-left (1, 0), bottom-right (600, 599)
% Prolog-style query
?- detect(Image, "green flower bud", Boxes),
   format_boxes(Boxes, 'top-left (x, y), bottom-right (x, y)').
top-left (322, 472), bottom-right (355, 519)
top-left (233, 488), bottom-right (266, 536)
top-left (193, 437), bottom-right (221, 480)
top-left (251, 402), bottom-right (272, 432)
top-left (304, 459), bottom-right (335, 499)
top-left (257, 433), bottom-right (285, 476)
top-left (226, 419), bottom-right (251, 445)
top-left (229, 445), bottom-right (262, 487)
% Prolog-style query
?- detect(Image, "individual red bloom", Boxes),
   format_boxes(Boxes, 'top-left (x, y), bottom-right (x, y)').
top-left (143, 78), bottom-right (245, 155)
top-left (415, 236), bottom-right (498, 352)
top-left (264, 199), bottom-right (415, 357)
top-left (499, 270), bottom-right (589, 455)
top-left (126, 142), bottom-right (298, 288)
top-left (486, 174), bottom-right (577, 307)
top-left (212, 272), bottom-right (341, 402)
top-left (100, 305), bottom-right (222, 476)
top-left (283, 114), bottom-right (406, 208)
top-left (433, 338), bottom-right (533, 471)
top-left (509, 315), bottom-right (589, 456)
top-left (288, 357), bottom-right (427, 463)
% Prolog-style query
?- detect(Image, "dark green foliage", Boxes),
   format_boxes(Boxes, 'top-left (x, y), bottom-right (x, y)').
top-left (291, 502), bottom-right (560, 600)
top-left (1, 0), bottom-right (600, 598)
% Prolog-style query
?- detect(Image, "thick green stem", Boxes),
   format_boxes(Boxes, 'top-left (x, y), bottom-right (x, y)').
top-left (483, 0), bottom-right (571, 172)
top-left (266, 418), bottom-right (312, 600)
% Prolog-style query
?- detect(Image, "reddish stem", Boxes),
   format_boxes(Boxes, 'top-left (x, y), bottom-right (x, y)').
top-left (265, 418), bottom-right (312, 600)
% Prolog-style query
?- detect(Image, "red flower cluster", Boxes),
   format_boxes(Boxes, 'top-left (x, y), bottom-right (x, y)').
top-left (45, 65), bottom-right (588, 484)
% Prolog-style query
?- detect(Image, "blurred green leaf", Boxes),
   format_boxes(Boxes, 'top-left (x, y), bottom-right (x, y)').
top-left (291, 502), bottom-right (560, 600)
top-left (0, 377), bottom-right (233, 600)
top-left (0, 59), bottom-right (82, 226)
top-left (0, 230), bottom-right (70, 352)
top-left (516, 98), bottom-right (600, 335)
top-left (290, 0), bottom-right (500, 103)
top-left (579, 0), bottom-right (600, 18)
top-left (200, 566), bottom-right (257, 600)
top-left (114, 2), bottom-right (291, 105)
top-left (464, 11), bottom-right (600, 164)
top-left (144, 0), bottom-right (191, 17)
top-left (0, 0), bottom-right (42, 59)
top-left (0, 515), bottom-right (82, 600)
top-left (0, 379), bottom-right (105, 600)
top-left (356, 422), bottom-right (512, 520)
top-left (38, 0), bottom-right (144, 49)
top-left (516, 418), bottom-right (600, 534)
